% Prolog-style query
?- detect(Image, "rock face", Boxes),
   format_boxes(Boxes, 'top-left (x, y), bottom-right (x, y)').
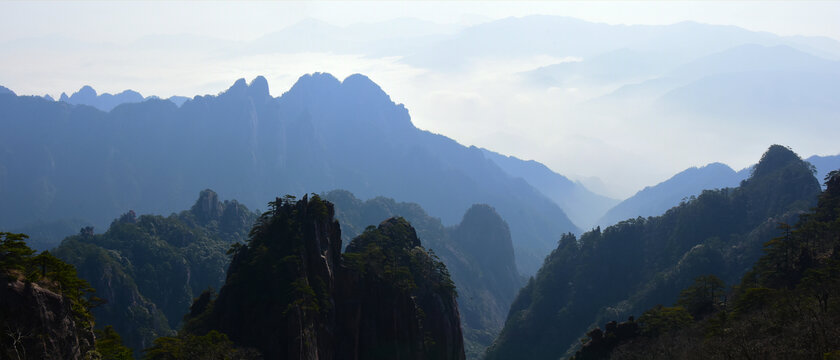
top-left (323, 190), bottom-right (521, 359)
top-left (0, 279), bottom-right (95, 359)
top-left (188, 195), bottom-right (465, 360)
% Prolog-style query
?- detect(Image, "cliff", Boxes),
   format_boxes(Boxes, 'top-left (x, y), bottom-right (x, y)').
top-left (186, 194), bottom-right (465, 360)
top-left (0, 278), bottom-right (95, 359)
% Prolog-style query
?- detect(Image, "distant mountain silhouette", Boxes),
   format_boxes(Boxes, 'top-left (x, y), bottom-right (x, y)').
top-left (58, 85), bottom-right (145, 111)
top-left (807, 154), bottom-right (840, 186)
top-left (55, 85), bottom-right (190, 111)
top-left (598, 163), bottom-right (746, 227)
top-left (0, 73), bottom-right (577, 274)
top-left (0, 85), bottom-right (14, 96)
top-left (481, 149), bottom-right (618, 229)
top-left (598, 155), bottom-right (839, 228)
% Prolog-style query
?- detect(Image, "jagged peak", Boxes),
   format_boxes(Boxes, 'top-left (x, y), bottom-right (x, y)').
top-left (223, 78), bottom-right (248, 95)
top-left (190, 189), bottom-right (223, 222)
top-left (248, 75), bottom-right (270, 97)
top-left (285, 72), bottom-right (342, 97)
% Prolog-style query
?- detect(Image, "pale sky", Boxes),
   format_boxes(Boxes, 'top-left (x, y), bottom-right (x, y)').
top-left (3, 1), bottom-right (840, 42)
top-left (2, 1), bottom-right (839, 199)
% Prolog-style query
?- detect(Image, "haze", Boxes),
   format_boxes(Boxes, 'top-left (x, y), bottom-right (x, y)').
top-left (2, 1), bottom-right (839, 198)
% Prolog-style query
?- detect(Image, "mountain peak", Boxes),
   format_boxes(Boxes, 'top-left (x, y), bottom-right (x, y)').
top-left (190, 189), bottom-right (223, 223)
top-left (225, 78), bottom-right (248, 94)
top-left (248, 76), bottom-right (270, 97)
top-left (752, 144), bottom-right (807, 180)
top-left (284, 72), bottom-right (342, 98)
top-left (77, 85), bottom-right (97, 98)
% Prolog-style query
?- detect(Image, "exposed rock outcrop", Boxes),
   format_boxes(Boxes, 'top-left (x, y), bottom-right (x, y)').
top-left (188, 195), bottom-right (465, 360)
top-left (0, 278), bottom-right (95, 359)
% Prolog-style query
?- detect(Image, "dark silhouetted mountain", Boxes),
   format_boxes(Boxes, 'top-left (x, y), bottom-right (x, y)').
top-left (52, 190), bottom-right (257, 355)
top-left (586, 170), bottom-right (840, 359)
top-left (323, 190), bottom-right (521, 359)
top-left (598, 163), bottom-right (746, 227)
top-left (598, 154), bottom-right (839, 228)
top-left (0, 73), bottom-right (577, 274)
top-left (481, 149), bottom-right (619, 229)
top-left (184, 195), bottom-right (465, 360)
top-left (485, 145), bottom-right (821, 360)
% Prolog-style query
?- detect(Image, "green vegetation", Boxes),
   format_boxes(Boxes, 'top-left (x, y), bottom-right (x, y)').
top-left (579, 169), bottom-right (840, 359)
top-left (52, 189), bottom-right (257, 356)
top-left (95, 326), bottom-right (134, 360)
top-left (143, 331), bottom-right (260, 360)
top-left (324, 191), bottom-right (521, 359)
top-left (172, 194), bottom-right (463, 359)
top-left (0, 232), bottom-right (95, 323)
top-left (485, 145), bottom-right (822, 359)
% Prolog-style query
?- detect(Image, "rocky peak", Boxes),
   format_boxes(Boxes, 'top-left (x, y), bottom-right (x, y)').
top-left (247, 76), bottom-right (270, 98)
top-left (190, 189), bottom-right (223, 223)
top-left (186, 196), bottom-right (464, 360)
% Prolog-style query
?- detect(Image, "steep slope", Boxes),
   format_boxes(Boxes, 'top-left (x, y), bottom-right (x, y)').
top-left (52, 189), bottom-right (257, 354)
top-left (185, 194), bottom-right (465, 360)
top-left (0, 232), bottom-right (97, 359)
top-left (585, 170), bottom-right (840, 359)
top-left (0, 73), bottom-right (577, 273)
top-left (598, 163), bottom-right (745, 227)
top-left (485, 145), bottom-right (821, 360)
top-left (481, 149), bottom-right (618, 229)
top-left (323, 190), bottom-right (521, 358)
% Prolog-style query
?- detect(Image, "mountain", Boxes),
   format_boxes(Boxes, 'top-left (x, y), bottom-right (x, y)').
top-left (807, 154), bottom-right (840, 186)
top-left (599, 154), bottom-right (840, 228)
top-left (0, 73), bottom-right (578, 274)
top-left (52, 189), bottom-right (258, 355)
top-left (0, 85), bottom-right (14, 96)
top-left (485, 145), bottom-right (821, 360)
top-left (182, 195), bottom-right (465, 360)
top-left (58, 85), bottom-right (145, 112)
top-left (578, 170), bottom-right (840, 359)
top-left (323, 190), bottom-right (521, 359)
top-left (598, 163), bottom-right (746, 227)
top-left (481, 149), bottom-right (619, 229)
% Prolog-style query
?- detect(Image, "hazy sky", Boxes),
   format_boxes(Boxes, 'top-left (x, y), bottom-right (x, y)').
top-left (4, 1), bottom-right (840, 42)
top-left (2, 1), bottom-right (839, 198)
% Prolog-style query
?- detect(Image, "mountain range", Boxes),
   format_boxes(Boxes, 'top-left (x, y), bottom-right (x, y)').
top-left (0, 73), bottom-right (579, 274)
